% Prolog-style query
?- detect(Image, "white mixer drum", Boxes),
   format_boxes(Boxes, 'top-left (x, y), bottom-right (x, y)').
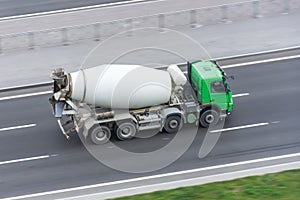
top-left (70, 65), bottom-right (172, 109)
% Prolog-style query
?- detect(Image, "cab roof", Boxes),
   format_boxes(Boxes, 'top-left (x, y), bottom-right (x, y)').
top-left (191, 61), bottom-right (223, 80)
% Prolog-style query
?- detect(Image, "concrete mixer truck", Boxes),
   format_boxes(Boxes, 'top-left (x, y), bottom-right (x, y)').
top-left (49, 60), bottom-right (233, 144)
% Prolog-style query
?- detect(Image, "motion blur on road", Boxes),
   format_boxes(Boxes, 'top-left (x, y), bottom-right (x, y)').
top-left (0, 0), bottom-right (299, 199)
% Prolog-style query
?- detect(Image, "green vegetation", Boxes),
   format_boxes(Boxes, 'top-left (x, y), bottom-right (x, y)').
top-left (114, 169), bottom-right (300, 200)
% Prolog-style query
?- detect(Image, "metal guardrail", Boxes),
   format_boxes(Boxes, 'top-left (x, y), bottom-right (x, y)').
top-left (1, 45), bottom-right (299, 92)
top-left (0, 0), bottom-right (299, 53)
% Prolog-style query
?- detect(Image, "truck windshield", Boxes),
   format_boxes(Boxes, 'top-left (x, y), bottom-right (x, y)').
top-left (222, 78), bottom-right (231, 93)
top-left (211, 81), bottom-right (226, 93)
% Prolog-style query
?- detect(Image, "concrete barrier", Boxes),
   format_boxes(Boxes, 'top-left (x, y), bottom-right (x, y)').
top-left (0, 0), bottom-right (299, 53)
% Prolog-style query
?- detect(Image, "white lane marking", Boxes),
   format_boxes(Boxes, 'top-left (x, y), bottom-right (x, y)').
top-left (0, 91), bottom-right (52, 101)
top-left (271, 121), bottom-right (281, 124)
top-left (222, 54), bottom-right (300, 68)
top-left (4, 152), bottom-right (300, 200)
top-left (58, 161), bottom-right (300, 200)
top-left (214, 46), bottom-right (300, 61)
top-left (0, 155), bottom-right (55, 166)
top-left (210, 122), bottom-right (270, 133)
top-left (0, 0), bottom-right (165, 21)
top-left (0, 124), bottom-right (37, 132)
top-left (232, 93), bottom-right (249, 98)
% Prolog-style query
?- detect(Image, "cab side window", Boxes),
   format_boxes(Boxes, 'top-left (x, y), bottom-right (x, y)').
top-left (211, 81), bottom-right (226, 93)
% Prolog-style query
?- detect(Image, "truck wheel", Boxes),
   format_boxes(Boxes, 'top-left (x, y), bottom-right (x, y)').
top-left (200, 109), bottom-right (219, 128)
top-left (115, 121), bottom-right (137, 141)
top-left (164, 115), bottom-right (183, 134)
top-left (90, 125), bottom-right (111, 145)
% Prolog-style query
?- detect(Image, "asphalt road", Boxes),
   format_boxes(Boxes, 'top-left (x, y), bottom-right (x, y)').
top-left (0, 0), bottom-right (130, 18)
top-left (0, 58), bottom-right (300, 198)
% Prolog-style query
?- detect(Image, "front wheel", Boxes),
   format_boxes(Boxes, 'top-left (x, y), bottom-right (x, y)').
top-left (200, 109), bottom-right (219, 128)
top-left (89, 125), bottom-right (111, 145)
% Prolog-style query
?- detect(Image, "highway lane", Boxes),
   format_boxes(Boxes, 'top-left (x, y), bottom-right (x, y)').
top-left (0, 0), bottom-right (132, 18)
top-left (0, 58), bottom-right (300, 198)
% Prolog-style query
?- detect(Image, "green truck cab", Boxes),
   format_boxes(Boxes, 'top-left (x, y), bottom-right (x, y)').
top-left (187, 60), bottom-right (233, 127)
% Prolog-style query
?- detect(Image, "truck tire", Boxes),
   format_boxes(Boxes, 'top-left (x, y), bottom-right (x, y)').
top-left (90, 125), bottom-right (111, 145)
top-left (200, 109), bottom-right (219, 128)
top-left (163, 115), bottom-right (183, 134)
top-left (115, 121), bottom-right (137, 141)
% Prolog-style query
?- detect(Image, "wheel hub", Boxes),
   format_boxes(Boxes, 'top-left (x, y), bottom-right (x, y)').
top-left (120, 125), bottom-right (134, 137)
top-left (169, 119), bottom-right (179, 129)
top-left (95, 131), bottom-right (105, 140)
top-left (205, 114), bottom-right (215, 124)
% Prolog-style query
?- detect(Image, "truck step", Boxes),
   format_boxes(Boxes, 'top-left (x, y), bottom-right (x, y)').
top-left (138, 119), bottom-right (161, 124)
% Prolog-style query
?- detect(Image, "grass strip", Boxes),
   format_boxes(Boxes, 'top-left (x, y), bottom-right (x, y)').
top-left (113, 169), bottom-right (300, 200)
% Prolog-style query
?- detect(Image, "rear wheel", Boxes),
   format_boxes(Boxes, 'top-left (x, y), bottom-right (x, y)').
top-left (89, 125), bottom-right (111, 145)
top-left (200, 109), bottom-right (219, 128)
top-left (115, 121), bottom-right (137, 141)
top-left (163, 115), bottom-right (183, 134)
